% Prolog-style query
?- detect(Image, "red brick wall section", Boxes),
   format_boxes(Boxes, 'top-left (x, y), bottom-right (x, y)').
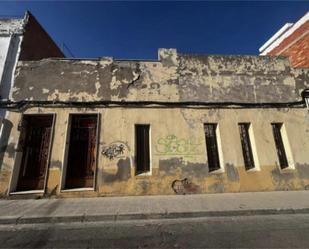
top-left (267, 21), bottom-right (309, 68)
top-left (19, 12), bottom-right (65, 60)
top-left (281, 35), bottom-right (309, 68)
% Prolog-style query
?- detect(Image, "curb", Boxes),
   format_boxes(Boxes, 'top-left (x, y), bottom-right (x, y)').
top-left (1, 208), bottom-right (309, 225)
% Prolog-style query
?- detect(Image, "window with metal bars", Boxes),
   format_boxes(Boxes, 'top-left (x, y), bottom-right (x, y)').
top-left (204, 123), bottom-right (221, 172)
top-left (135, 124), bottom-right (150, 175)
top-left (272, 123), bottom-right (289, 169)
top-left (239, 123), bottom-right (255, 170)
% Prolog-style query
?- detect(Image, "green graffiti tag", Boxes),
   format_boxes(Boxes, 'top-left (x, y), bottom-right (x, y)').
top-left (155, 134), bottom-right (203, 157)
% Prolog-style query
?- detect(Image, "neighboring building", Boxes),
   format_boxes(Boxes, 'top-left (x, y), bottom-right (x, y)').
top-left (0, 11), bottom-right (64, 103)
top-left (0, 11), bottom-right (64, 185)
top-left (0, 16), bottom-right (23, 104)
top-left (259, 11), bottom-right (309, 68)
top-left (0, 48), bottom-right (308, 198)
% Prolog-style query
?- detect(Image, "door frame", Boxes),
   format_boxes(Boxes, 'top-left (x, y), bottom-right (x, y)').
top-left (9, 113), bottom-right (56, 195)
top-left (60, 113), bottom-right (100, 192)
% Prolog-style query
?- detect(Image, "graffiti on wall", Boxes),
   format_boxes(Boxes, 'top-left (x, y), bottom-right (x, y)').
top-left (102, 141), bottom-right (129, 160)
top-left (155, 134), bottom-right (203, 157)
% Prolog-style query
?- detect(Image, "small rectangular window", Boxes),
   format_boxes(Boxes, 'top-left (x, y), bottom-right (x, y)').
top-left (204, 123), bottom-right (221, 172)
top-left (272, 123), bottom-right (289, 169)
top-left (135, 125), bottom-right (150, 175)
top-left (239, 123), bottom-right (255, 170)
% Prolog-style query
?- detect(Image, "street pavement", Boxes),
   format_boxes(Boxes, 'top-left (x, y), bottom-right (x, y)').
top-left (1, 190), bottom-right (309, 224)
top-left (1, 214), bottom-right (309, 248)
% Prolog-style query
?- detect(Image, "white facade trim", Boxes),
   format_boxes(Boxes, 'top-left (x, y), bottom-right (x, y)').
top-left (259, 23), bottom-right (293, 53)
top-left (259, 11), bottom-right (309, 55)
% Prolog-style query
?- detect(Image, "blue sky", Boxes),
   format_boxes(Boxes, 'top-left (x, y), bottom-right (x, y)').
top-left (0, 1), bottom-right (308, 59)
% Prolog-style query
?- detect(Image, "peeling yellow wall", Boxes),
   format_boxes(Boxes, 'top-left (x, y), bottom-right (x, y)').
top-left (12, 49), bottom-right (309, 104)
top-left (1, 106), bottom-right (309, 198)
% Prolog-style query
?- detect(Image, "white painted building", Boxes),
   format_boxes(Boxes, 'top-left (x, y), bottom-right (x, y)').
top-left (0, 14), bottom-right (26, 114)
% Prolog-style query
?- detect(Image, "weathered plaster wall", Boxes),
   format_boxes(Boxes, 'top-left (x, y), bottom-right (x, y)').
top-left (1, 107), bottom-right (309, 197)
top-left (0, 37), bottom-right (11, 86)
top-left (0, 35), bottom-right (22, 102)
top-left (12, 49), bottom-right (306, 103)
top-left (0, 19), bottom-right (24, 35)
top-left (178, 54), bottom-right (298, 103)
top-left (293, 68), bottom-right (309, 95)
top-left (2, 48), bottom-right (309, 197)
top-left (0, 16), bottom-right (24, 101)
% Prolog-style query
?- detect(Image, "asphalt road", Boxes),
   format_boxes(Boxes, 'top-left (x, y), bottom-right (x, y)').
top-left (1, 214), bottom-right (309, 248)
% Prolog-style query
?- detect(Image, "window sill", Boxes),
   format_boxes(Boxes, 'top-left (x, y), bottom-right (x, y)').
top-left (246, 167), bottom-right (260, 172)
top-left (209, 168), bottom-right (225, 174)
top-left (10, 190), bottom-right (44, 195)
top-left (135, 172), bottom-right (152, 177)
top-left (61, 188), bottom-right (95, 193)
top-left (279, 166), bottom-right (295, 173)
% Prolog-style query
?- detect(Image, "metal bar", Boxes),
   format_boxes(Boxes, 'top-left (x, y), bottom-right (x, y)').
top-left (272, 123), bottom-right (289, 169)
top-left (135, 125), bottom-right (150, 174)
top-left (204, 123), bottom-right (220, 172)
top-left (239, 123), bottom-right (255, 170)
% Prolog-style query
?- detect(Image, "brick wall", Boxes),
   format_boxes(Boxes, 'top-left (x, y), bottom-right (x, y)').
top-left (19, 12), bottom-right (64, 60)
top-left (267, 21), bottom-right (309, 68)
top-left (280, 34), bottom-right (309, 68)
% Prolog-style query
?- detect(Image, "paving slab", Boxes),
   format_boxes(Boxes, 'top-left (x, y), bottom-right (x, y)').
top-left (0, 191), bottom-right (309, 224)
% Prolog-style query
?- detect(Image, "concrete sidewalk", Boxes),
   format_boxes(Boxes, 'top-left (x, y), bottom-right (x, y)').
top-left (1, 191), bottom-right (309, 224)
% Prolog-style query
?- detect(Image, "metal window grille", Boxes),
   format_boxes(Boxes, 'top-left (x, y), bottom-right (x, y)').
top-left (239, 123), bottom-right (255, 170)
top-left (135, 125), bottom-right (150, 174)
top-left (272, 123), bottom-right (289, 169)
top-left (204, 123), bottom-right (221, 172)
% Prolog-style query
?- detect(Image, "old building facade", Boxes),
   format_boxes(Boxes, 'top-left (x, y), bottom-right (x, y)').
top-left (0, 48), bottom-right (308, 197)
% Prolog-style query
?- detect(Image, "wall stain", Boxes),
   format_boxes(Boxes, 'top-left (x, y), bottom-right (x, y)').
top-left (159, 158), bottom-right (208, 178)
top-left (226, 163), bottom-right (239, 182)
top-left (209, 182), bottom-right (225, 193)
top-left (2, 143), bottom-right (16, 158)
top-left (139, 181), bottom-right (150, 195)
top-left (296, 163), bottom-right (309, 180)
top-left (171, 178), bottom-right (201, 195)
top-left (271, 167), bottom-right (295, 190)
top-left (51, 160), bottom-right (62, 169)
top-left (0, 119), bottom-right (13, 170)
top-left (159, 157), bottom-right (183, 174)
top-left (102, 157), bottom-right (131, 183)
top-left (13, 50), bottom-right (303, 103)
top-left (182, 162), bottom-right (208, 178)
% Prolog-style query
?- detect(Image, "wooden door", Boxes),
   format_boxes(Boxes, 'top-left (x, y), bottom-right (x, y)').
top-left (16, 115), bottom-right (54, 191)
top-left (65, 115), bottom-right (97, 189)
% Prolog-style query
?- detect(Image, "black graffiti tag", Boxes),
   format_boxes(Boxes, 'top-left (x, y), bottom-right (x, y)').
top-left (102, 144), bottom-right (125, 160)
